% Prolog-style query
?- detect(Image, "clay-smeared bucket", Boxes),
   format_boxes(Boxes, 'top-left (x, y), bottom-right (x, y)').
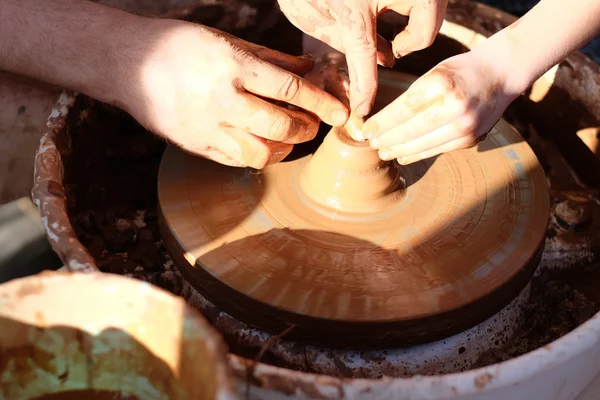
top-left (0, 271), bottom-right (238, 400)
top-left (31, 1), bottom-right (600, 399)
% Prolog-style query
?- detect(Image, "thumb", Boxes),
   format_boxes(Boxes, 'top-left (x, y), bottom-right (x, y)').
top-left (390, 4), bottom-right (443, 57)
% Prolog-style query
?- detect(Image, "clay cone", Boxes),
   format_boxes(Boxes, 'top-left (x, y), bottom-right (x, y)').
top-left (300, 125), bottom-right (403, 213)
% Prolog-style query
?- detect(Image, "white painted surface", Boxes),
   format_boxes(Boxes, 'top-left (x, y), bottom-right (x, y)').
top-left (578, 373), bottom-right (600, 400)
top-left (232, 309), bottom-right (600, 400)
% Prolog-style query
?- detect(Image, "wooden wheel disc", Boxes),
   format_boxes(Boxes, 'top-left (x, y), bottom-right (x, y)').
top-left (158, 71), bottom-right (550, 349)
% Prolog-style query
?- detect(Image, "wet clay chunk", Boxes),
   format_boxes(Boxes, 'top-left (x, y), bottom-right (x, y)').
top-left (157, 67), bottom-right (550, 349)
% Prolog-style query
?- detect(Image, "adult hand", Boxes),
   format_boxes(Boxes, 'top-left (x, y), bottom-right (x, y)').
top-left (121, 22), bottom-right (349, 169)
top-left (362, 52), bottom-right (516, 165)
top-left (277, 0), bottom-right (448, 116)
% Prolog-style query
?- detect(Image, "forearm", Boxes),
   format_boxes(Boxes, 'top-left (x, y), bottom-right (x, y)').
top-left (471, 0), bottom-right (600, 96)
top-left (0, 0), bottom-right (148, 105)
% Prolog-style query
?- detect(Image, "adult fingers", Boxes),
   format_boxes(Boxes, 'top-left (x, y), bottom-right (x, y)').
top-left (219, 124), bottom-right (294, 168)
top-left (176, 132), bottom-right (247, 167)
top-left (200, 148), bottom-right (246, 167)
top-left (242, 58), bottom-right (349, 126)
top-left (390, 2), bottom-right (445, 57)
top-left (343, 17), bottom-right (379, 116)
top-left (214, 27), bottom-right (317, 76)
top-left (395, 134), bottom-right (482, 165)
top-left (229, 92), bottom-right (320, 144)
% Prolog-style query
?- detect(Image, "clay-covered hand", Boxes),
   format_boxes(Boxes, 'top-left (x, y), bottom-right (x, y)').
top-left (362, 52), bottom-right (516, 165)
top-left (122, 23), bottom-right (349, 169)
top-left (277, 0), bottom-right (448, 116)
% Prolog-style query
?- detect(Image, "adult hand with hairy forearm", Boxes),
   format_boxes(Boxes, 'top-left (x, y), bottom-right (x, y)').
top-left (277, 0), bottom-right (448, 117)
top-left (0, 0), bottom-right (350, 169)
top-left (363, 0), bottom-right (600, 165)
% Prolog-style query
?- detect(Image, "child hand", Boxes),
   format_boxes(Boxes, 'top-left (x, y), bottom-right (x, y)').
top-left (363, 52), bottom-right (516, 165)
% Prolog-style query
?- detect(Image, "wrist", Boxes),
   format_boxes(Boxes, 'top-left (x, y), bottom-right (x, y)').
top-left (82, 14), bottom-right (156, 110)
top-left (469, 28), bottom-right (536, 100)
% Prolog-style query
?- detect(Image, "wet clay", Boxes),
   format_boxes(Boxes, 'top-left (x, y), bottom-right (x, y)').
top-left (157, 68), bottom-right (551, 348)
top-left (300, 125), bottom-right (404, 213)
top-left (299, 54), bottom-right (405, 213)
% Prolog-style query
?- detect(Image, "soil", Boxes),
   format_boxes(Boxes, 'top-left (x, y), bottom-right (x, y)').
top-left (62, 99), bottom-right (600, 373)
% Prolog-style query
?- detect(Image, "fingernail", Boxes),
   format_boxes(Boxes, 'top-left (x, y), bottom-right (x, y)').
top-left (376, 51), bottom-right (395, 68)
top-left (300, 54), bottom-right (315, 60)
top-left (268, 150), bottom-right (289, 165)
top-left (378, 150), bottom-right (390, 161)
top-left (357, 103), bottom-right (371, 118)
top-left (332, 109), bottom-right (348, 126)
top-left (362, 121), bottom-right (379, 140)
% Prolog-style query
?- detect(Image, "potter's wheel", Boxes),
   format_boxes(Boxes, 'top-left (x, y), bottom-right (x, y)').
top-left (158, 69), bottom-right (550, 348)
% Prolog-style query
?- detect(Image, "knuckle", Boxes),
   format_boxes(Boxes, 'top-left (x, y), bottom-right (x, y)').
top-left (410, 34), bottom-right (430, 52)
top-left (449, 97), bottom-right (470, 116)
top-left (277, 74), bottom-right (301, 102)
top-left (428, 69), bottom-right (455, 93)
top-left (460, 110), bottom-right (479, 128)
